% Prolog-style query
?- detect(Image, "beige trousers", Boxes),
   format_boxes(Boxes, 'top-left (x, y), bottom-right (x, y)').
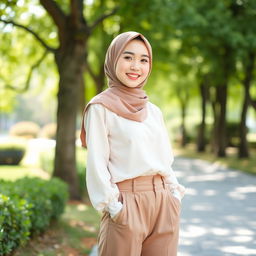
top-left (98, 175), bottom-right (181, 256)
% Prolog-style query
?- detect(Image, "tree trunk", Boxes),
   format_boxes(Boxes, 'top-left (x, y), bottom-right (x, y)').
top-left (95, 63), bottom-right (106, 94)
top-left (249, 97), bottom-right (256, 110)
top-left (238, 52), bottom-right (255, 158)
top-left (53, 41), bottom-right (87, 200)
top-left (79, 73), bottom-right (86, 113)
top-left (180, 102), bottom-right (187, 147)
top-left (177, 90), bottom-right (189, 147)
top-left (211, 46), bottom-right (232, 157)
top-left (197, 81), bottom-right (208, 152)
top-left (215, 83), bottom-right (227, 157)
top-left (210, 89), bottom-right (218, 154)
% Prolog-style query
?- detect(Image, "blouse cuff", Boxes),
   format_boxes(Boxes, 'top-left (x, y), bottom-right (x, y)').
top-left (172, 190), bottom-right (181, 202)
top-left (105, 200), bottom-right (123, 218)
top-left (169, 183), bottom-right (186, 200)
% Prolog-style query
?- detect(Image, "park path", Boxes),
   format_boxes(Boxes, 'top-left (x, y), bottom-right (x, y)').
top-left (176, 156), bottom-right (256, 256)
top-left (90, 157), bottom-right (256, 256)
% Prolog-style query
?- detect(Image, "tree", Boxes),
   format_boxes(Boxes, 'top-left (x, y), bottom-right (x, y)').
top-left (1, 0), bottom-right (117, 199)
top-left (232, 0), bottom-right (256, 158)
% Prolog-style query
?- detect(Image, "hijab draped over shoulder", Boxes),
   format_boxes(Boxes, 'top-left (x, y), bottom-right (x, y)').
top-left (80, 31), bottom-right (152, 148)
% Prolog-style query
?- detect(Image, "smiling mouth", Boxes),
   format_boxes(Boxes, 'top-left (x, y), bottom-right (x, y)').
top-left (126, 73), bottom-right (140, 80)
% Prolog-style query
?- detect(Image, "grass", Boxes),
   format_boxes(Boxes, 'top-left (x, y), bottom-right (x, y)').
top-left (13, 202), bottom-right (101, 256)
top-left (174, 143), bottom-right (256, 175)
top-left (0, 165), bottom-right (50, 181)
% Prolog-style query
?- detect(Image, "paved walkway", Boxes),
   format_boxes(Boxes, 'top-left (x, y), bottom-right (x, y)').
top-left (90, 157), bottom-right (256, 256)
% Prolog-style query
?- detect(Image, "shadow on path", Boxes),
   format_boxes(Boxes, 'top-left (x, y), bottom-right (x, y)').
top-left (176, 156), bottom-right (256, 256)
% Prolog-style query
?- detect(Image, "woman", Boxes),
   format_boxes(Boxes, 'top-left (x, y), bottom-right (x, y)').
top-left (80, 31), bottom-right (185, 256)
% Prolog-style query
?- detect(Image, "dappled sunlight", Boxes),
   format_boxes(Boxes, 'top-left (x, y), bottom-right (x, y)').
top-left (183, 187), bottom-right (197, 196)
top-left (181, 225), bottom-right (207, 238)
top-left (228, 186), bottom-right (256, 200)
top-left (77, 203), bottom-right (88, 211)
top-left (229, 235), bottom-right (253, 243)
top-left (191, 203), bottom-right (214, 211)
top-left (186, 172), bottom-right (227, 182)
top-left (210, 227), bottom-right (230, 236)
top-left (203, 189), bottom-right (217, 196)
top-left (220, 246), bottom-right (256, 255)
top-left (174, 157), bottom-right (256, 255)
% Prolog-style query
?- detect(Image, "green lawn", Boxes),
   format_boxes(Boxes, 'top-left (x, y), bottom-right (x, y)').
top-left (0, 165), bottom-right (50, 181)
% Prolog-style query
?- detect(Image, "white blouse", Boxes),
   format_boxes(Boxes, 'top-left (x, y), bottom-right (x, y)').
top-left (84, 102), bottom-right (185, 217)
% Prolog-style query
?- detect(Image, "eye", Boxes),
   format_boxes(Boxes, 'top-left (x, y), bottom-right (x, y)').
top-left (124, 56), bottom-right (132, 60)
top-left (141, 58), bottom-right (148, 63)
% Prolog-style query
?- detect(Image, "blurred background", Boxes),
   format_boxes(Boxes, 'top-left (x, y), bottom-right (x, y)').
top-left (0, 0), bottom-right (256, 255)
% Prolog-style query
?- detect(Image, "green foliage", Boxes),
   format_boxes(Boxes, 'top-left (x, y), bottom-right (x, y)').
top-left (0, 142), bottom-right (26, 165)
top-left (77, 147), bottom-right (87, 196)
top-left (0, 176), bottom-right (69, 255)
top-left (186, 123), bottom-right (212, 144)
top-left (9, 121), bottom-right (40, 138)
top-left (13, 177), bottom-right (69, 234)
top-left (226, 122), bottom-right (247, 147)
top-left (0, 193), bottom-right (31, 255)
top-left (1, 0), bottom-right (256, 161)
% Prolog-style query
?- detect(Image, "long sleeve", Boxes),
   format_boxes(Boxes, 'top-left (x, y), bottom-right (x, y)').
top-left (84, 104), bottom-right (122, 216)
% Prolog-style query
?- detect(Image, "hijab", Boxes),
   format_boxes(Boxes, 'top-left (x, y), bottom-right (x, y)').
top-left (80, 31), bottom-right (152, 148)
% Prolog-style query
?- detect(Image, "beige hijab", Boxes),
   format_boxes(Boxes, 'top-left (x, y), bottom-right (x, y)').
top-left (80, 31), bottom-right (152, 148)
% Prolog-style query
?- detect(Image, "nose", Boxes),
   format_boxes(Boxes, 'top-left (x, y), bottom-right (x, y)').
top-left (130, 60), bottom-right (140, 70)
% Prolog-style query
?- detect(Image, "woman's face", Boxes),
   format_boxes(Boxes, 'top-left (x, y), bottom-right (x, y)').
top-left (115, 39), bottom-right (150, 88)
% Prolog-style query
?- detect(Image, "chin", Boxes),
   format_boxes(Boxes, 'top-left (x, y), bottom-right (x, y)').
top-left (125, 84), bottom-right (140, 88)
top-left (124, 80), bottom-right (142, 88)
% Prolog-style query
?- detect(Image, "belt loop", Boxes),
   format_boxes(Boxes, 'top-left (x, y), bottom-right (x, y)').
top-left (161, 176), bottom-right (166, 189)
top-left (152, 175), bottom-right (156, 193)
top-left (132, 178), bottom-right (135, 193)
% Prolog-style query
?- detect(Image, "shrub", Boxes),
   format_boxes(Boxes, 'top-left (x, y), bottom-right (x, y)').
top-left (0, 177), bottom-right (69, 255)
top-left (0, 193), bottom-right (31, 255)
top-left (0, 143), bottom-right (26, 165)
top-left (9, 121), bottom-right (40, 139)
top-left (226, 122), bottom-right (248, 147)
top-left (185, 123), bottom-right (212, 145)
top-left (12, 177), bottom-right (69, 234)
top-left (46, 178), bottom-right (69, 219)
top-left (40, 123), bottom-right (56, 139)
top-left (249, 141), bottom-right (256, 148)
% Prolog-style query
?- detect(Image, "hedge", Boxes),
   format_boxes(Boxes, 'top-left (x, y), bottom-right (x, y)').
top-left (9, 121), bottom-right (40, 139)
top-left (0, 194), bottom-right (31, 255)
top-left (0, 143), bottom-right (26, 165)
top-left (0, 177), bottom-right (69, 255)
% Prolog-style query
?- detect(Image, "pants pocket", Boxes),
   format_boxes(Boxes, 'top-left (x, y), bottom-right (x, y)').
top-left (110, 192), bottom-right (127, 226)
top-left (167, 190), bottom-right (181, 215)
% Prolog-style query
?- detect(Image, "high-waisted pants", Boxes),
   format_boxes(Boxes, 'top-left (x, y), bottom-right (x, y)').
top-left (97, 174), bottom-right (181, 256)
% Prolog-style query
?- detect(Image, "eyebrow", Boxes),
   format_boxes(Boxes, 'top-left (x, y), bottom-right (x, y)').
top-left (122, 51), bottom-right (150, 58)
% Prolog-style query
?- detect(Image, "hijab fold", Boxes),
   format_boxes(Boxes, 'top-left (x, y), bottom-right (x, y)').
top-left (80, 31), bottom-right (152, 148)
